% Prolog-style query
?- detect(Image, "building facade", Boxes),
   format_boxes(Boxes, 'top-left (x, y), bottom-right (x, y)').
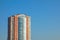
top-left (8, 14), bottom-right (31, 40)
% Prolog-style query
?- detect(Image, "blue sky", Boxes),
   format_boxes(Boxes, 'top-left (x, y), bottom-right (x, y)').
top-left (0, 0), bottom-right (60, 40)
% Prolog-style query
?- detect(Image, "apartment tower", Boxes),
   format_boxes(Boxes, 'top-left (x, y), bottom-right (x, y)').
top-left (8, 14), bottom-right (31, 40)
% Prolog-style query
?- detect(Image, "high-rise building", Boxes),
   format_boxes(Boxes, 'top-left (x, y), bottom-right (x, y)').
top-left (8, 14), bottom-right (31, 40)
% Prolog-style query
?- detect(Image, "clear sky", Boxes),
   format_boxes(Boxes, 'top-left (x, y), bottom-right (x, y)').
top-left (0, 0), bottom-right (60, 40)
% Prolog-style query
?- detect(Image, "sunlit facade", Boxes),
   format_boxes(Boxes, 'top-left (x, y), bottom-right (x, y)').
top-left (8, 14), bottom-right (31, 40)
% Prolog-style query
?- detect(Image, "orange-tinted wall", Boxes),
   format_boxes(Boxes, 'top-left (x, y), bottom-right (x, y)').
top-left (26, 16), bottom-right (30, 40)
top-left (14, 16), bottom-right (18, 40)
